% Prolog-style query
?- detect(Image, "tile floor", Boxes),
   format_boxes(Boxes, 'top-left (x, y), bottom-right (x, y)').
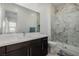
top-left (47, 53), bottom-right (58, 56)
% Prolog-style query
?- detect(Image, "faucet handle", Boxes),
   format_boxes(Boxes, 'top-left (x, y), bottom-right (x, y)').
top-left (66, 39), bottom-right (68, 44)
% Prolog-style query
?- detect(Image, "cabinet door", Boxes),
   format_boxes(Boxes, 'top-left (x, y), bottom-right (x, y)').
top-left (42, 37), bottom-right (48, 56)
top-left (6, 47), bottom-right (28, 56)
top-left (29, 39), bottom-right (42, 56)
top-left (0, 47), bottom-right (5, 56)
top-left (30, 45), bottom-right (42, 56)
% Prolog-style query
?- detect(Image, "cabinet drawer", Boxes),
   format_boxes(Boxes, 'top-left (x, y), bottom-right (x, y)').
top-left (6, 48), bottom-right (27, 56)
top-left (6, 41), bottom-right (30, 53)
top-left (0, 47), bottom-right (5, 55)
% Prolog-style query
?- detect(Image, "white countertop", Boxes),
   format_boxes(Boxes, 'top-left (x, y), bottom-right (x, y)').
top-left (0, 32), bottom-right (48, 47)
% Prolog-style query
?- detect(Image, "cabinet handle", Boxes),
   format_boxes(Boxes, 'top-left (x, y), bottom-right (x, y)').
top-left (29, 48), bottom-right (31, 56)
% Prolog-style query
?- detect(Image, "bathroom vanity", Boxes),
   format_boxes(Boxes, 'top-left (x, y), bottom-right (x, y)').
top-left (0, 3), bottom-right (47, 56)
top-left (0, 3), bottom-right (48, 56)
top-left (0, 33), bottom-right (48, 56)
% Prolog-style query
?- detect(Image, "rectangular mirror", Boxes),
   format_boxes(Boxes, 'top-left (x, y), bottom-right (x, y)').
top-left (0, 3), bottom-right (40, 34)
top-left (3, 10), bottom-right (17, 34)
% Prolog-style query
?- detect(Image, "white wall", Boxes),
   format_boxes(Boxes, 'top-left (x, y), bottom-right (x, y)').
top-left (0, 5), bottom-right (2, 34)
top-left (16, 3), bottom-right (52, 40)
top-left (38, 4), bottom-right (52, 40)
top-left (17, 3), bottom-right (40, 12)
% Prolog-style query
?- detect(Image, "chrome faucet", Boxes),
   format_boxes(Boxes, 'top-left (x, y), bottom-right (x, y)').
top-left (66, 39), bottom-right (68, 44)
top-left (23, 32), bottom-right (25, 36)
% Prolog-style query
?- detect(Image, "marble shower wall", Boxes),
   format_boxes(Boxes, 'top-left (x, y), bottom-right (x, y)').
top-left (51, 3), bottom-right (79, 47)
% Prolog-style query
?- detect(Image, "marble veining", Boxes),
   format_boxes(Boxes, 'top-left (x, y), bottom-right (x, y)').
top-left (51, 3), bottom-right (79, 47)
top-left (48, 41), bottom-right (79, 56)
top-left (0, 32), bottom-right (47, 47)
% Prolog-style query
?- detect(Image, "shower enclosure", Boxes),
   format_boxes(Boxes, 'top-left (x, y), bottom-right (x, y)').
top-left (51, 3), bottom-right (79, 47)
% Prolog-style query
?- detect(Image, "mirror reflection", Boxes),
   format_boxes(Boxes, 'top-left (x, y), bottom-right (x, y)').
top-left (0, 3), bottom-right (40, 34)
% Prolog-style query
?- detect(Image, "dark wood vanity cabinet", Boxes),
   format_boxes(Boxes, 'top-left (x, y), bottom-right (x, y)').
top-left (6, 47), bottom-right (27, 56)
top-left (0, 37), bottom-right (48, 56)
top-left (0, 47), bottom-right (5, 56)
top-left (5, 41), bottom-right (31, 56)
top-left (29, 39), bottom-right (42, 56)
top-left (41, 37), bottom-right (48, 56)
